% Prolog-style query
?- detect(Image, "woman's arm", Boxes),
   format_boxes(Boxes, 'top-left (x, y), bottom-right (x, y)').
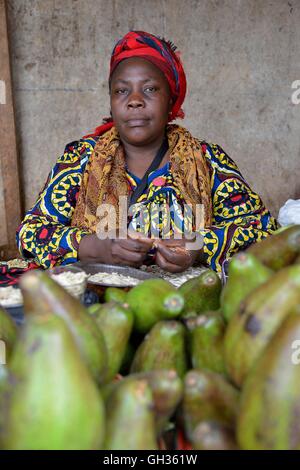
top-left (16, 138), bottom-right (96, 269)
top-left (16, 137), bottom-right (154, 269)
top-left (199, 142), bottom-right (278, 272)
top-left (151, 142), bottom-right (277, 274)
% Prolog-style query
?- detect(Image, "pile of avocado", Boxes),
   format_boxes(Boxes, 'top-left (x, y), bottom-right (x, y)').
top-left (0, 224), bottom-right (300, 450)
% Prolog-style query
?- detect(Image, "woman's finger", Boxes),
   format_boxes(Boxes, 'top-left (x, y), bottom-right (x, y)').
top-left (112, 241), bottom-right (147, 265)
top-left (128, 230), bottom-right (154, 248)
top-left (156, 242), bottom-right (191, 266)
top-left (155, 238), bottom-right (186, 248)
top-left (155, 251), bottom-right (187, 273)
top-left (117, 237), bottom-right (152, 253)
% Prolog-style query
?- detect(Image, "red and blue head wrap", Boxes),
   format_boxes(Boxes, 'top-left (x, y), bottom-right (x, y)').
top-left (110, 31), bottom-right (186, 121)
top-left (86, 31), bottom-right (186, 137)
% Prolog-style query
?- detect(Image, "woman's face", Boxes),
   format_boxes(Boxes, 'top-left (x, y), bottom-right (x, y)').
top-left (110, 57), bottom-right (172, 147)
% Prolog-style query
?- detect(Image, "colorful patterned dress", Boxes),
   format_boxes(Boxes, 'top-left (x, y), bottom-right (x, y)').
top-left (16, 136), bottom-right (277, 272)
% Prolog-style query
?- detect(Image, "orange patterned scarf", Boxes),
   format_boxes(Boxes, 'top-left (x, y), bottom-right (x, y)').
top-left (71, 124), bottom-right (212, 234)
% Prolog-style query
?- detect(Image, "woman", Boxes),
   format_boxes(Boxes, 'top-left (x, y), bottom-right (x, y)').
top-left (16, 31), bottom-right (277, 274)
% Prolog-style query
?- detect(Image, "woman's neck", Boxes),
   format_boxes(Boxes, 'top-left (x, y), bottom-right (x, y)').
top-left (123, 136), bottom-right (169, 178)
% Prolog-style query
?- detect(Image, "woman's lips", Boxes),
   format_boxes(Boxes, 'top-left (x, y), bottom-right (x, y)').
top-left (126, 119), bottom-right (149, 127)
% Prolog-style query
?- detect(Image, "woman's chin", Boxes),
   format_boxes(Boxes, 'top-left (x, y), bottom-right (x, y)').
top-left (121, 128), bottom-right (155, 146)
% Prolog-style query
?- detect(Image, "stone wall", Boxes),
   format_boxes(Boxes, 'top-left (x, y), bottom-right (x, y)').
top-left (6, 0), bottom-right (300, 219)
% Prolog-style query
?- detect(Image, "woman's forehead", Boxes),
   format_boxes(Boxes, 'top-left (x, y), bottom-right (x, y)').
top-left (111, 57), bottom-right (166, 82)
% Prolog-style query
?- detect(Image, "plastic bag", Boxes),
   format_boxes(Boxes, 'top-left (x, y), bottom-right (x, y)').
top-left (278, 199), bottom-right (300, 226)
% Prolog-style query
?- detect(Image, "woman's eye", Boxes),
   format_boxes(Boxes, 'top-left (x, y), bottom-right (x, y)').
top-left (145, 86), bottom-right (156, 92)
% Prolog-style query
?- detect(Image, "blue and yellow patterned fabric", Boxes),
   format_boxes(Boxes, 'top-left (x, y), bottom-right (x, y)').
top-left (16, 137), bottom-right (277, 272)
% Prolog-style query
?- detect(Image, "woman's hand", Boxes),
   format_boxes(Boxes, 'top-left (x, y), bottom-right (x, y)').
top-left (78, 232), bottom-right (154, 268)
top-left (154, 238), bottom-right (203, 273)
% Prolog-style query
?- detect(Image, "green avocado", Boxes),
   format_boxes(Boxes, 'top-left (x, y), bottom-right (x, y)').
top-left (102, 370), bottom-right (183, 436)
top-left (191, 421), bottom-right (238, 450)
top-left (178, 269), bottom-right (222, 316)
top-left (224, 264), bottom-right (300, 387)
top-left (0, 306), bottom-right (17, 362)
top-left (247, 224), bottom-right (300, 270)
top-left (185, 312), bottom-right (226, 375)
top-left (20, 270), bottom-right (108, 385)
top-left (237, 312), bottom-right (300, 449)
top-left (182, 369), bottom-right (239, 442)
top-left (130, 320), bottom-right (188, 379)
top-left (127, 278), bottom-right (184, 333)
top-left (0, 364), bottom-right (11, 444)
top-left (88, 301), bottom-right (134, 382)
top-left (104, 287), bottom-right (128, 304)
top-left (221, 252), bottom-right (273, 323)
top-left (2, 314), bottom-right (105, 450)
top-left (104, 378), bottom-right (157, 450)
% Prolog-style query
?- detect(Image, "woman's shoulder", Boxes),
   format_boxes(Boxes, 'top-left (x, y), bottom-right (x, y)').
top-left (198, 139), bottom-right (240, 173)
top-left (170, 124), bottom-right (239, 173)
top-left (172, 125), bottom-right (235, 168)
top-left (198, 140), bottom-right (227, 161)
top-left (57, 136), bottom-right (100, 165)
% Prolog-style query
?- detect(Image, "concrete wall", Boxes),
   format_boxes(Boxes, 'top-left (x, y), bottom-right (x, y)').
top-left (6, 0), bottom-right (300, 218)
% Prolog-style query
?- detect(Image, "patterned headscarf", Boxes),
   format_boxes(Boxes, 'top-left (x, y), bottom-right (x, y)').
top-left (110, 31), bottom-right (186, 121)
top-left (85, 31), bottom-right (187, 138)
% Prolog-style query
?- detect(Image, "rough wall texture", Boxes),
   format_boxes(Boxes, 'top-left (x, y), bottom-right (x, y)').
top-left (6, 0), bottom-right (300, 218)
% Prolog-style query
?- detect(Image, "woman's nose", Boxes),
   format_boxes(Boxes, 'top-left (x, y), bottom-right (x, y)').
top-left (127, 91), bottom-right (145, 109)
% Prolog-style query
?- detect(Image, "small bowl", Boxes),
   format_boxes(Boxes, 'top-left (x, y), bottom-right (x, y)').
top-left (4, 304), bottom-right (24, 326)
top-left (0, 285), bottom-right (24, 326)
top-left (48, 265), bottom-right (88, 300)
